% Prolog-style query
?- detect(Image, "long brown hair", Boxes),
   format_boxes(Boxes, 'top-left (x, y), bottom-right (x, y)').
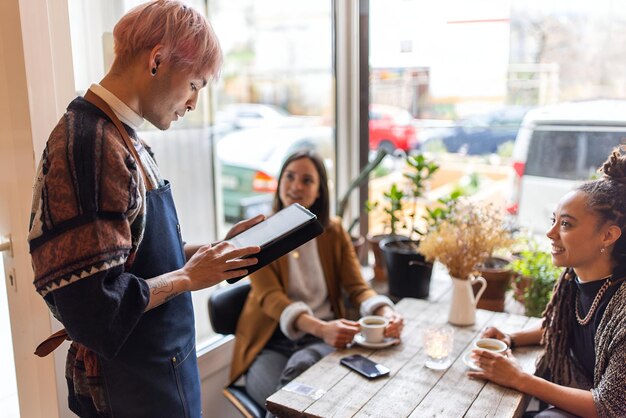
top-left (272, 150), bottom-right (330, 227)
top-left (541, 146), bottom-right (626, 385)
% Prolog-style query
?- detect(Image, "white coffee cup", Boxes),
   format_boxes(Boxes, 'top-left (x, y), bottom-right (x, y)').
top-left (358, 315), bottom-right (389, 343)
top-left (473, 338), bottom-right (508, 353)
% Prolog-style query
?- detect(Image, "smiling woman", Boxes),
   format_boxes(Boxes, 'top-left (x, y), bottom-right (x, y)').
top-left (472, 146), bottom-right (626, 418)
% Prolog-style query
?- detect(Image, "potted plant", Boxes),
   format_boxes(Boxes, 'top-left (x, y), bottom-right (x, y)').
top-left (365, 182), bottom-right (405, 282)
top-left (510, 248), bottom-right (560, 317)
top-left (377, 154), bottom-right (440, 298)
top-left (418, 199), bottom-right (513, 325)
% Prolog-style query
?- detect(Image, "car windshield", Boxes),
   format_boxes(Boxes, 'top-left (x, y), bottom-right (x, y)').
top-left (524, 128), bottom-right (626, 179)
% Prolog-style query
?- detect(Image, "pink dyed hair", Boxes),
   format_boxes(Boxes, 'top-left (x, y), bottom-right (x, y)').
top-left (113, 0), bottom-right (222, 78)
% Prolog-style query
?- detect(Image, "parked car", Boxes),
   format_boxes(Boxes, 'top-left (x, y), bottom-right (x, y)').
top-left (217, 126), bottom-right (334, 222)
top-left (508, 100), bottom-right (626, 233)
top-left (429, 106), bottom-right (530, 155)
top-left (216, 103), bottom-right (317, 130)
top-left (369, 104), bottom-right (417, 152)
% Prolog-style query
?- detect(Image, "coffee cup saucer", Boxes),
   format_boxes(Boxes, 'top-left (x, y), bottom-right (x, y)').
top-left (353, 333), bottom-right (400, 349)
top-left (462, 352), bottom-right (483, 372)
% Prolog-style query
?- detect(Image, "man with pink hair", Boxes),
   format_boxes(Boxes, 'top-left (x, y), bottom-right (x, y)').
top-left (28, 1), bottom-right (260, 416)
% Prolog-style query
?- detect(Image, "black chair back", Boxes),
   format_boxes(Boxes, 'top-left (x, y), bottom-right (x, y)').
top-left (208, 280), bottom-right (265, 418)
top-left (208, 280), bottom-right (251, 335)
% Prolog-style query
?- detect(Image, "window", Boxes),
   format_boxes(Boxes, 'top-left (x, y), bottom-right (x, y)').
top-left (67, 0), bottom-right (335, 345)
top-left (367, 0), bottom-right (626, 236)
top-left (212, 0), bottom-right (335, 230)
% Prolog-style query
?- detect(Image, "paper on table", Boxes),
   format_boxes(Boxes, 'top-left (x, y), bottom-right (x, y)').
top-left (282, 381), bottom-right (326, 400)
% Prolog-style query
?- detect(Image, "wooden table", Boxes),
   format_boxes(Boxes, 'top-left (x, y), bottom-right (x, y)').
top-left (266, 269), bottom-right (543, 418)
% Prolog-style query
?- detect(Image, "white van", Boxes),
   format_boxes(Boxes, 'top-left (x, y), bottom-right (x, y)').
top-left (509, 100), bottom-right (626, 234)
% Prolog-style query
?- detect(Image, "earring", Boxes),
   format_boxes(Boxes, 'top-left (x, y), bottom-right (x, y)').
top-left (601, 247), bottom-right (606, 254)
top-left (151, 67), bottom-right (157, 76)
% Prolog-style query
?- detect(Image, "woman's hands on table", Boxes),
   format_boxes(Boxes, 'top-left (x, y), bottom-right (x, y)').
top-left (480, 326), bottom-right (513, 348)
top-left (467, 349), bottom-right (526, 390)
top-left (321, 319), bottom-right (360, 348)
top-left (374, 305), bottom-right (404, 339)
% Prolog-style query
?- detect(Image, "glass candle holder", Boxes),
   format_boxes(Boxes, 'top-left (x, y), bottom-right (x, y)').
top-left (422, 325), bottom-right (454, 370)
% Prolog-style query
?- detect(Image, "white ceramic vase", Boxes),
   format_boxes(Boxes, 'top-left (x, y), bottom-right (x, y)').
top-left (448, 275), bottom-right (487, 326)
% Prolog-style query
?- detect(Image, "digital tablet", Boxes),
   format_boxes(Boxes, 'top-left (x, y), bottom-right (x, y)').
top-left (226, 203), bottom-right (316, 249)
top-left (225, 203), bottom-right (324, 283)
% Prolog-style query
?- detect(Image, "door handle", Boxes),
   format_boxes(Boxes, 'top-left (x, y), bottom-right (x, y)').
top-left (0, 234), bottom-right (13, 257)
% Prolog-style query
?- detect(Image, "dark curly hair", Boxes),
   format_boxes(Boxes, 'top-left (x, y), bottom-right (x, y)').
top-left (541, 145), bottom-right (626, 386)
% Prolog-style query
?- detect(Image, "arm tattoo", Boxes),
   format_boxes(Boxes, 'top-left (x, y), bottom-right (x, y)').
top-left (149, 277), bottom-right (175, 295)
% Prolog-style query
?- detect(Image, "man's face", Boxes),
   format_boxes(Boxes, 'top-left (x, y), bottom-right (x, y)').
top-left (143, 62), bottom-right (209, 130)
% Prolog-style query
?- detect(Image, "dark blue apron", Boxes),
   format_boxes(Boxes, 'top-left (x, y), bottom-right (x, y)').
top-left (99, 181), bottom-right (201, 417)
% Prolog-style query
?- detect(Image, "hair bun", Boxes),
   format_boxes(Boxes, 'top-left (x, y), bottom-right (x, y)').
top-left (601, 145), bottom-right (626, 185)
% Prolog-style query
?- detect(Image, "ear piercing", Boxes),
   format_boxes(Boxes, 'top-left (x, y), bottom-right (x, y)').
top-left (151, 67), bottom-right (157, 76)
top-left (601, 247), bottom-right (606, 254)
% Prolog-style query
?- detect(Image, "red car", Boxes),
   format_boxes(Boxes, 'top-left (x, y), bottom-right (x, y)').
top-left (369, 104), bottom-right (417, 152)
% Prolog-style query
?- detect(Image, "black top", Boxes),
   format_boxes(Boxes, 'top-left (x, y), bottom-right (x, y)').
top-left (571, 269), bottom-right (625, 379)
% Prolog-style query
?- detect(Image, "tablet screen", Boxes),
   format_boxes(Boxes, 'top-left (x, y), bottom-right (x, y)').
top-left (227, 204), bottom-right (316, 248)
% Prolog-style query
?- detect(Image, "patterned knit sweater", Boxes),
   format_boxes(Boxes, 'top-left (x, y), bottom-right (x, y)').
top-left (590, 280), bottom-right (626, 417)
top-left (28, 96), bottom-right (163, 414)
top-left (544, 276), bottom-right (626, 417)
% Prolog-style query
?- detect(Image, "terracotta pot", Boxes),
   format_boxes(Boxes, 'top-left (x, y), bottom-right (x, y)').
top-left (473, 256), bottom-right (513, 312)
top-left (512, 274), bottom-right (531, 304)
top-left (366, 233), bottom-right (389, 282)
top-left (350, 234), bottom-right (366, 260)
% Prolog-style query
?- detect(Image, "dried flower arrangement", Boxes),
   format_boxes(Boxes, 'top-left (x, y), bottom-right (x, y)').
top-left (418, 199), bottom-right (513, 280)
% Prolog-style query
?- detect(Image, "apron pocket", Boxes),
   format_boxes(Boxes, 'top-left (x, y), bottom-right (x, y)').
top-left (101, 336), bottom-right (201, 418)
top-left (171, 337), bottom-right (201, 418)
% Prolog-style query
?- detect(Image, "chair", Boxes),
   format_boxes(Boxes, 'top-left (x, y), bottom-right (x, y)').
top-left (208, 281), bottom-right (266, 418)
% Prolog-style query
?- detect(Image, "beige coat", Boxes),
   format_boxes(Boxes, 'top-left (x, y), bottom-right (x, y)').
top-left (229, 218), bottom-right (377, 383)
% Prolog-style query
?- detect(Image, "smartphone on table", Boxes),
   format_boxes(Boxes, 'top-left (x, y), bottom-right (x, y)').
top-left (340, 354), bottom-right (390, 379)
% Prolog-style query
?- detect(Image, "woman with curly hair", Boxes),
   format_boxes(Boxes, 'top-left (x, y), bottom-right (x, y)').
top-left (471, 146), bottom-right (626, 417)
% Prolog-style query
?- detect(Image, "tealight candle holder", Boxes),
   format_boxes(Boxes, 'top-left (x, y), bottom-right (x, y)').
top-left (422, 325), bottom-right (454, 370)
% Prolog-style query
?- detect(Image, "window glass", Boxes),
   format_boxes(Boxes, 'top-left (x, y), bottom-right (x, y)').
top-left (67, 0), bottom-right (335, 345)
top-left (211, 0), bottom-right (335, 227)
top-left (368, 0), bottom-right (626, 238)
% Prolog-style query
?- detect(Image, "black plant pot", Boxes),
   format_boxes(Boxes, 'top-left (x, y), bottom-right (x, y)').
top-left (380, 236), bottom-right (433, 299)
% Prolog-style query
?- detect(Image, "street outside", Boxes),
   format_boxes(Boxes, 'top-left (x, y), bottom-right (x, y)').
top-left (367, 152), bottom-right (513, 237)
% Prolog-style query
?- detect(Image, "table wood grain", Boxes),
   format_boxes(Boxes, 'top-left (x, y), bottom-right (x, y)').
top-left (266, 273), bottom-right (543, 418)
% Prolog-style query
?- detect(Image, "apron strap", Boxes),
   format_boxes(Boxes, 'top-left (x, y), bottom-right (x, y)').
top-left (84, 89), bottom-right (154, 191)
top-left (34, 329), bottom-right (70, 357)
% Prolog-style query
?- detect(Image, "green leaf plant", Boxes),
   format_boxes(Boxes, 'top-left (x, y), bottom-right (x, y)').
top-left (510, 247), bottom-right (561, 317)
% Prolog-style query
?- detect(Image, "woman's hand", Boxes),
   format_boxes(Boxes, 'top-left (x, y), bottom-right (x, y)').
top-left (224, 214), bottom-right (265, 240)
top-left (374, 306), bottom-right (404, 339)
top-left (320, 319), bottom-right (360, 348)
top-left (480, 326), bottom-right (513, 348)
top-left (467, 349), bottom-right (526, 390)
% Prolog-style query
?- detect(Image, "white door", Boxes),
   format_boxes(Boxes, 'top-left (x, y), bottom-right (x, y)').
top-left (0, 0), bottom-right (75, 416)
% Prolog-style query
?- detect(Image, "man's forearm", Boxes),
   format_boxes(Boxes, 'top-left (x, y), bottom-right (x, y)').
top-left (144, 271), bottom-right (190, 311)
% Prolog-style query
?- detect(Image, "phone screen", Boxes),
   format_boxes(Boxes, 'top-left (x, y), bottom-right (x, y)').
top-left (340, 354), bottom-right (390, 379)
top-left (226, 203), bottom-right (315, 248)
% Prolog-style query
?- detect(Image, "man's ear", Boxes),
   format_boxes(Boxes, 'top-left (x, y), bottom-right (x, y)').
top-left (148, 44), bottom-right (165, 71)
